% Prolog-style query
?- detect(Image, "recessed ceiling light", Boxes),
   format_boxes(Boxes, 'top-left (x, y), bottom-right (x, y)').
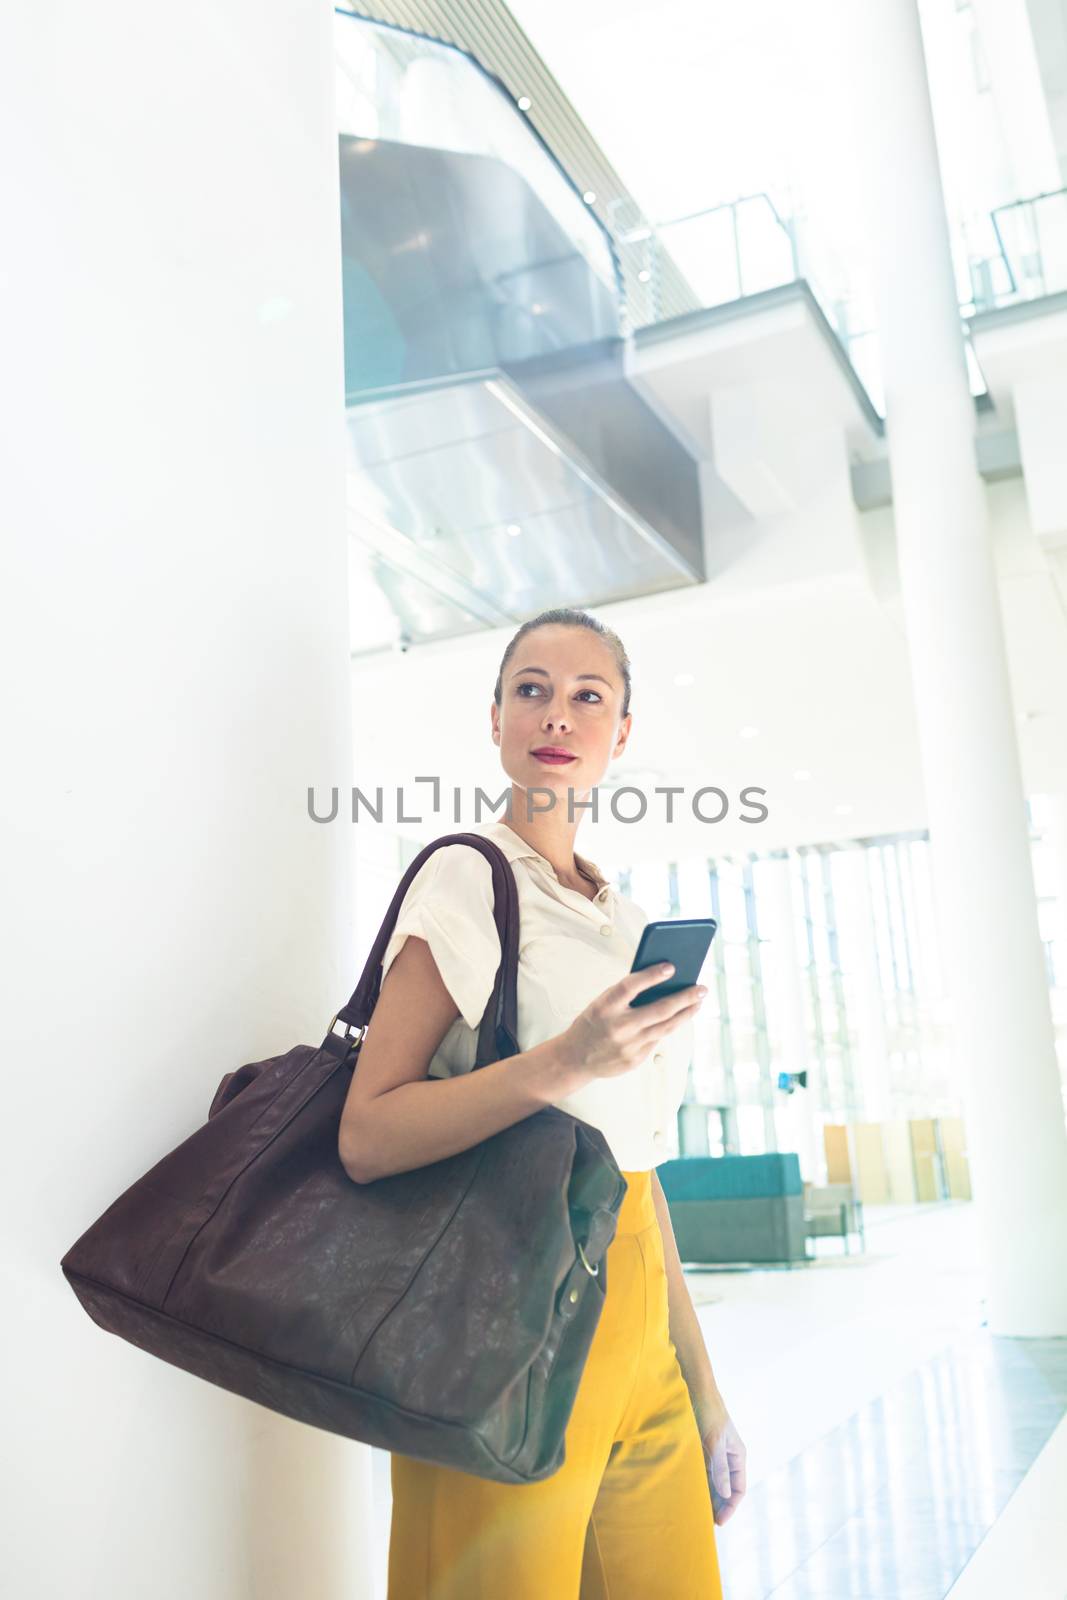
top-left (506, 523), bottom-right (522, 537)
top-left (517, 95), bottom-right (532, 111)
top-left (637, 269), bottom-right (651, 283)
top-left (793, 769), bottom-right (811, 781)
top-left (582, 190), bottom-right (597, 204)
top-left (673, 672), bottom-right (694, 686)
top-left (740, 725), bottom-right (759, 740)
top-left (531, 302), bottom-right (544, 315)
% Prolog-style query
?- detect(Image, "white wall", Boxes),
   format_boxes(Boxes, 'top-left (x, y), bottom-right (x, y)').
top-left (1, 3), bottom-right (372, 1595)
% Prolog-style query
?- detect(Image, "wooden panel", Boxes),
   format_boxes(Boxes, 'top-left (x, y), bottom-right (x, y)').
top-left (823, 1123), bottom-right (852, 1185)
top-left (883, 1119), bottom-right (917, 1203)
top-left (938, 1116), bottom-right (972, 1200)
top-left (909, 1118), bottom-right (940, 1201)
top-left (852, 1123), bottom-right (889, 1204)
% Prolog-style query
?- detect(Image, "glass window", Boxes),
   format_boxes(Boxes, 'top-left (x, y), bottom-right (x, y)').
top-left (724, 941), bottom-right (754, 1023)
top-left (715, 861), bottom-right (748, 944)
top-left (677, 857), bottom-right (715, 917)
top-left (628, 861), bottom-right (672, 921)
top-left (602, 807), bottom-right (1060, 1143)
top-left (735, 1104), bottom-right (767, 1157)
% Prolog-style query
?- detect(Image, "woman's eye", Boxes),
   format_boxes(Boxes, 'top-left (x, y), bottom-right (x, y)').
top-left (516, 683), bottom-right (601, 703)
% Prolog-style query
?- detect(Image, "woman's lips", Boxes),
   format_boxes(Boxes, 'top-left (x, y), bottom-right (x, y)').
top-left (532, 750), bottom-right (576, 765)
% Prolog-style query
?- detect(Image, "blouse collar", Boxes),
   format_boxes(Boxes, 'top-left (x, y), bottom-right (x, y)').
top-left (472, 819), bottom-right (612, 900)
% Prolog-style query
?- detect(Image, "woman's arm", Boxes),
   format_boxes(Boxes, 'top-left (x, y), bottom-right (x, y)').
top-left (341, 911), bottom-right (698, 1184)
top-left (650, 1168), bottom-right (720, 1403)
top-left (651, 1168), bottom-right (747, 1523)
top-left (338, 933), bottom-right (585, 1182)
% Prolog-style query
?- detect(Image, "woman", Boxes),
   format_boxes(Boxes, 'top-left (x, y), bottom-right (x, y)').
top-left (338, 607), bottom-right (747, 1598)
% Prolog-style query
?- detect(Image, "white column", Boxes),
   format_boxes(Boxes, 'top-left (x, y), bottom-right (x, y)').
top-left (1022, 0), bottom-right (1067, 184)
top-left (969, 0), bottom-right (1062, 195)
top-left (837, 0), bottom-right (1067, 1335)
top-left (1, 5), bottom-right (370, 1598)
top-left (1045, 793), bottom-right (1067, 996)
top-left (759, 856), bottom-right (820, 1183)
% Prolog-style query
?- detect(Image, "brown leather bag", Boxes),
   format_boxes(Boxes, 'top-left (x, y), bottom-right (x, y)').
top-left (59, 832), bottom-right (627, 1484)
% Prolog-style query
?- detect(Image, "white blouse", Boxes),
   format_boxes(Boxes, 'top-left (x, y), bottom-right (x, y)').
top-left (378, 818), bottom-right (693, 1171)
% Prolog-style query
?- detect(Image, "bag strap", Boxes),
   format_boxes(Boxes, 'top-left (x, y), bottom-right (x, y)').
top-left (329, 834), bottom-right (520, 1069)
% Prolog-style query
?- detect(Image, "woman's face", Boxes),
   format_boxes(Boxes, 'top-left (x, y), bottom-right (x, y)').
top-left (491, 625), bottom-right (631, 806)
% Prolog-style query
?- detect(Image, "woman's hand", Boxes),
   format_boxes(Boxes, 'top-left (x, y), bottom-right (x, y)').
top-left (692, 1388), bottom-right (747, 1526)
top-left (553, 964), bottom-right (706, 1083)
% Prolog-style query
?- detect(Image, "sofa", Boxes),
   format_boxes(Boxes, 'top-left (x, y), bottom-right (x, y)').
top-left (656, 1153), bottom-right (807, 1266)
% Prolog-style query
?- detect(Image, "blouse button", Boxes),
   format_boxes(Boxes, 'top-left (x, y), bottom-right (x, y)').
top-left (599, 924), bottom-right (612, 937)
top-left (653, 1051), bottom-right (664, 1065)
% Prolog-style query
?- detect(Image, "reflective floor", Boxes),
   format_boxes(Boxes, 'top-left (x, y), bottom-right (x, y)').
top-left (370, 1200), bottom-right (1067, 1598)
top-left (715, 1330), bottom-right (1067, 1598)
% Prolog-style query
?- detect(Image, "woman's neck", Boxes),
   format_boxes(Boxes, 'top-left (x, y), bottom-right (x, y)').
top-left (500, 804), bottom-right (605, 897)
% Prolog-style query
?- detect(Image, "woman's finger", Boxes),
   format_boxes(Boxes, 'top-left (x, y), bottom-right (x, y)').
top-left (727, 1444), bottom-right (747, 1498)
top-left (628, 986), bottom-right (706, 1037)
top-left (711, 1441), bottom-right (731, 1502)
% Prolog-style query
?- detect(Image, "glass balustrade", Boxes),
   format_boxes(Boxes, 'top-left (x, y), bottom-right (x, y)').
top-left (986, 188), bottom-right (1067, 306)
top-left (333, 10), bottom-right (1065, 424)
top-left (623, 183), bottom-right (1067, 418)
top-left (624, 191), bottom-right (895, 410)
top-left (333, 9), bottom-right (619, 300)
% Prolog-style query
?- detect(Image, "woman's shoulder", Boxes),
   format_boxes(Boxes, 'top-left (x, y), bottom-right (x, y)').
top-left (382, 837), bottom-right (502, 1033)
top-left (400, 836), bottom-right (496, 907)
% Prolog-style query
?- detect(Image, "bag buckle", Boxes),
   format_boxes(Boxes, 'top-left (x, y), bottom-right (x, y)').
top-left (577, 1239), bottom-right (599, 1277)
top-left (327, 1014), bottom-right (366, 1042)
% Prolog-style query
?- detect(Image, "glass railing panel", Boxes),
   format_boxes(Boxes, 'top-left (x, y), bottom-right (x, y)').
top-left (734, 194), bottom-right (799, 294)
top-left (655, 205), bottom-right (745, 309)
top-left (630, 185), bottom-right (1014, 416)
top-left (990, 188), bottom-right (1067, 304)
top-left (333, 9), bottom-right (618, 299)
top-left (638, 193), bottom-right (799, 320)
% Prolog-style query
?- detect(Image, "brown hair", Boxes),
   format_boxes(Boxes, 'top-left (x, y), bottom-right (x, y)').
top-left (493, 607), bottom-right (632, 720)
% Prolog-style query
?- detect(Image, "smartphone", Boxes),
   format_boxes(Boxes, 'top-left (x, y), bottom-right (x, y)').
top-left (628, 918), bottom-right (718, 1007)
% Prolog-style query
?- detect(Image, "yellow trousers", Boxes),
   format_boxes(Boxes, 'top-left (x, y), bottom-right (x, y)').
top-left (388, 1169), bottom-right (724, 1598)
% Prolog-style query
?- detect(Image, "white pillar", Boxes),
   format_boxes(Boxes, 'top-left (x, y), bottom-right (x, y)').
top-left (969, 0), bottom-right (1063, 195)
top-left (1, 4), bottom-right (371, 1597)
top-left (1045, 793), bottom-right (1067, 998)
top-left (838, 0), bottom-right (1067, 1335)
top-left (759, 855), bottom-right (820, 1183)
